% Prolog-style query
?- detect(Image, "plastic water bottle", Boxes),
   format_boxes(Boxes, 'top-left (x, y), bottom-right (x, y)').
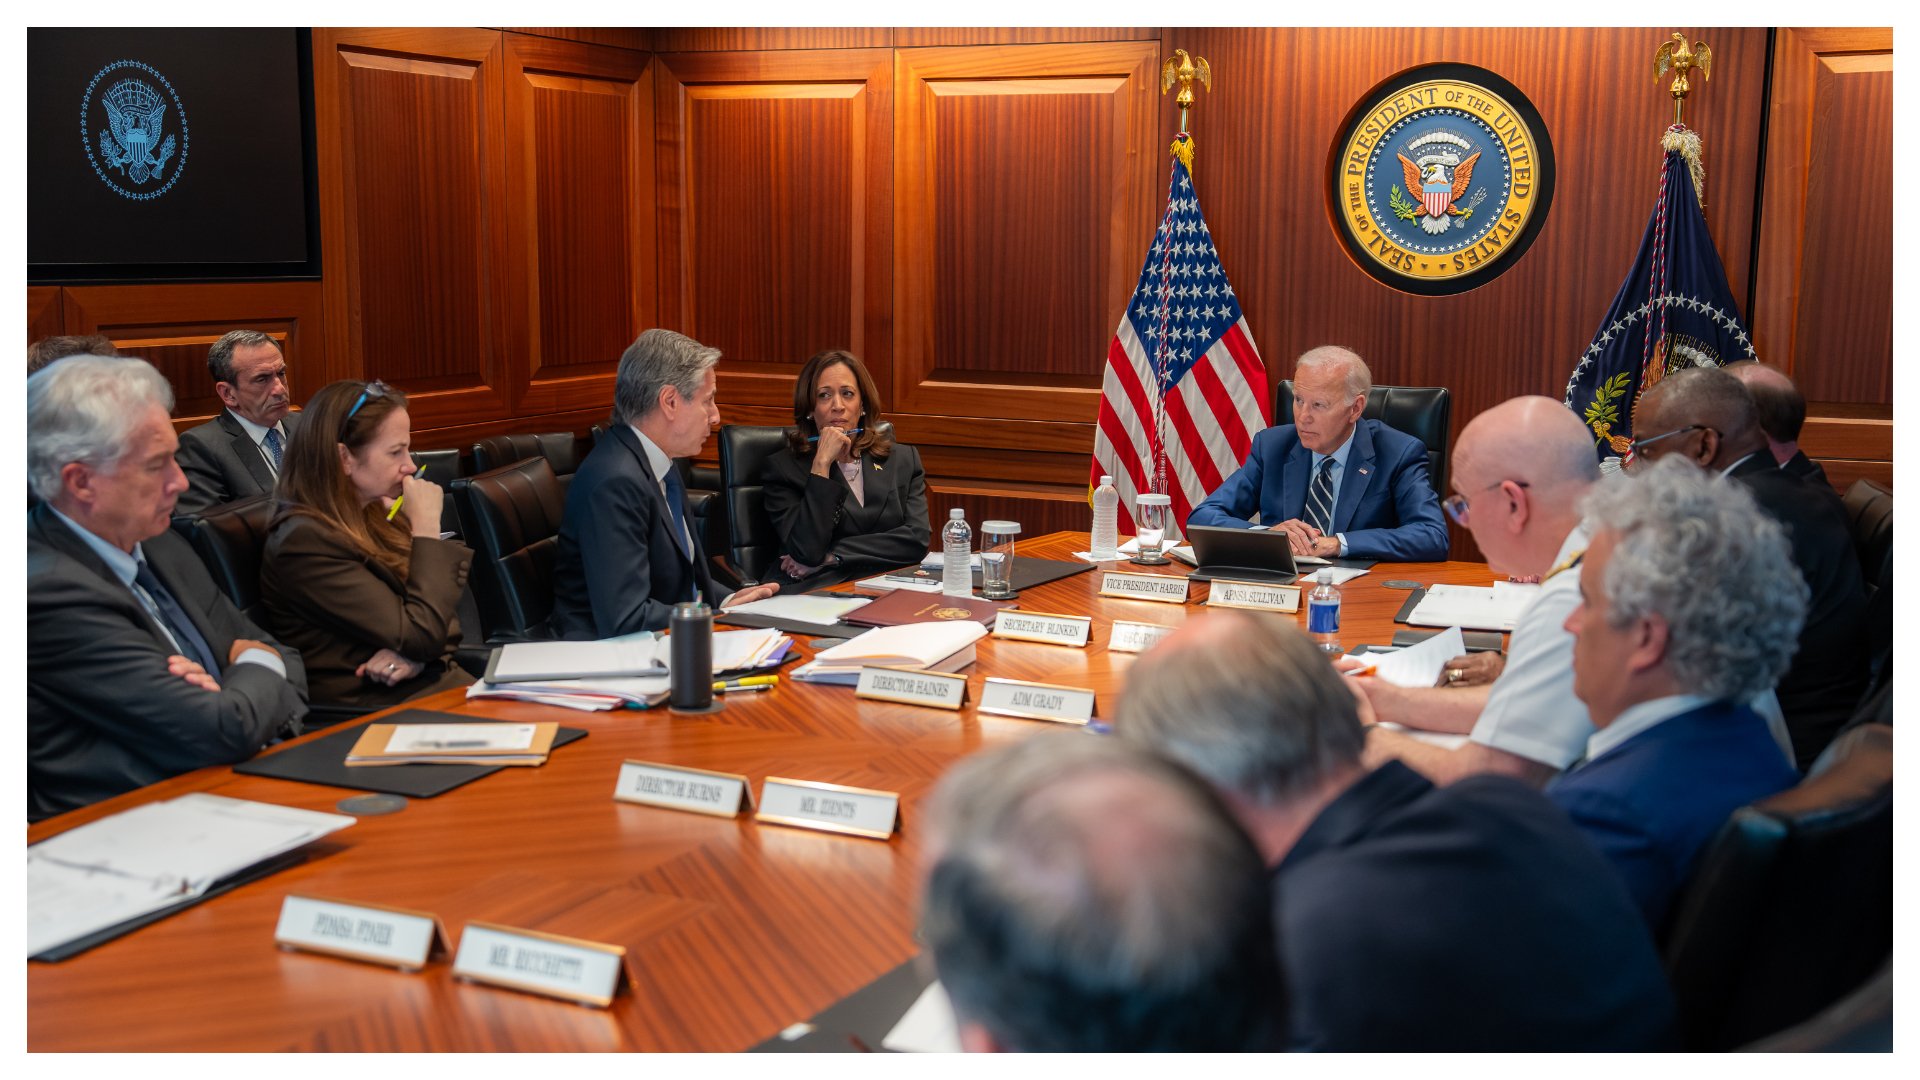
top-left (942, 508), bottom-right (973, 597)
top-left (1307, 569), bottom-right (1342, 653)
top-left (1090, 475), bottom-right (1119, 559)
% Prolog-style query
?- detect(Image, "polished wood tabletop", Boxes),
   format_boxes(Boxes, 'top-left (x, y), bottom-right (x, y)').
top-left (27, 532), bottom-right (1498, 1051)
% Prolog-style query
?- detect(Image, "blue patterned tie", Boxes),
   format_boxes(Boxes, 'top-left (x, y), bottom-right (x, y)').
top-left (662, 464), bottom-right (691, 560)
top-left (133, 558), bottom-right (222, 678)
top-left (1305, 457), bottom-right (1336, 535)
top-left (262, 427), bottom-right (284, 472)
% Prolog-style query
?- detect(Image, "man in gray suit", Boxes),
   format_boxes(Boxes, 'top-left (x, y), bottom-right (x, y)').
top-left (28, 355), bottom-right (308, 821)
top-left (174, 329), bottom-right (300, 514)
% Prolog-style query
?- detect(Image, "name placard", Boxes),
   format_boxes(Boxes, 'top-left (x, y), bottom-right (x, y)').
top-left (1205, 579), bottom-right (1302, 613)
top-left (992, 610), bottom-right (1093, 647)
top-left (978, 678), bottom-right (1097, 725)
top-left (1099, 571), bottom-right (1191, 605)
top-left (855, 666), bottom-right (967, 710)
top-left (1108, 620), bottom-right (1178, 653)
top-left (275, 894), bottom-right (448, 971)
top-left (614, 760), bottom-right (753, 818)
top-left (757, 777), bottom-right (899, 840)
top-left (452, 922), bottom-right (633, 1008)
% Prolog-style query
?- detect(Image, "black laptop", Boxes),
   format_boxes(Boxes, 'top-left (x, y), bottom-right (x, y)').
top-left (1183, 524), bottom-right (1301, 585)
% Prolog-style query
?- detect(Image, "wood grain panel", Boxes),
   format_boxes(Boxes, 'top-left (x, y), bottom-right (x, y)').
top-left (1752, 28), bottom-right (1892, 404)
top-left (498, 27), bottom-right (652, 52)
top-left (29, 532), bottom-right (1501, 1050)
top-left (651, 28), bottom-right (893, 53)
top-left (657, 50), bottom-right (893, 409)
top-left (893, 28), bottom-right (1159, 48)
top-left (313, 28), bottom-right (512, 428)
top-left (502, 34), bottom-right (654, 415)
top-left (27, 286), bottom-right (61, 343)
top-left (927, 487), bottom-right (1087, 538)
top-left (58, 282), bottom-right (328, 429)
top-left (895, 42), bottom-right (1160, 420)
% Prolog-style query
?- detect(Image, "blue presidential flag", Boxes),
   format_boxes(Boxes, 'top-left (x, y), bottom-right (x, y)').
top-left (1563, 135), bottom-right (1757, 463)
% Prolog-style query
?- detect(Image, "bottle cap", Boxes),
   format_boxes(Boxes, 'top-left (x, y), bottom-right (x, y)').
top-left (1317, 569), bottom-right (1333, 584)
top-left (949, 507), bottom-right (965, 519)
top-left (1100, 475), bottom-right (1113, 486)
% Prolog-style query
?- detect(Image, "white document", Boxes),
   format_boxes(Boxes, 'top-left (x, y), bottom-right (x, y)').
top-left (1376, 721), bottom-right (1471, 751)
top-left (856, 573), bottom-right (945, 592)
top-left (1358, 626), bottom-right (1465, 687)
top-left (706, 627), bottom-right (787, 672)
top-left (467, 674), bottom-right (670, 710)
top-left (1406, 582), bottom-right (1540, 631)
top-left (882, 980), bottom-right (962, 1053)
top-left (385, 723), bottom-right (536, 753)
top-left (723, 593), bottom-right (871, 627)
top-left (487, 638), bottom-right (664, 681)
top-left (28, 794), bottom-right (354, 957)
top-left (920, 553), bottom-right (983, 569)
top-left (794, 622), bottom-right (986, 683)
top-left (1306, 565), bottom-right (1369, 585)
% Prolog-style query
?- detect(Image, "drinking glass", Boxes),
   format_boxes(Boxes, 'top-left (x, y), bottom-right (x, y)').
top-left (1132, 494), bottom-right (1172, 565)
top-left (980, 520), bottom-right (1020, 598)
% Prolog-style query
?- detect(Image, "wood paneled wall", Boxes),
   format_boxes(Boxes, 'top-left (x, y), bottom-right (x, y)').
top-left (27, 27), bottom-right (1893, 541)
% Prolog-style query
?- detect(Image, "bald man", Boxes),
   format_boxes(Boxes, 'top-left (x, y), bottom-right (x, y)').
top-left (1630, 367), bottom-right (1866, 769)
top-left (1189, 346), bottom-right (1448, 561)
top-left (1724, 361), bottom-right (1829, 486)
top-left (1346, 397), bottom-right (1601, 786)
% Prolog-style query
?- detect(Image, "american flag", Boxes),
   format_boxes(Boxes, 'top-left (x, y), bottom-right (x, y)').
top-left (1092, 140), bottom-right (1267, 535)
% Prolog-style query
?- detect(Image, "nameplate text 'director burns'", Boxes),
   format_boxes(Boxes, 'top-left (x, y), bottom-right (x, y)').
top-left (756, 777), bottom-right (899, 840)
top-left (275, 894), bottom-right (448, 971)
top-left (855, 666), bottom-right (967, 709)
top-left (977, 677), bottom-right (1096, 725)
top-left (452, 922), bottom-right (632, 1008)
top-left (991, 610), bottom-right (1092, 647)
top-left (1098, 571), bottom-right (1191, 604)
top-left (614, 760), bottom-right (753, 817)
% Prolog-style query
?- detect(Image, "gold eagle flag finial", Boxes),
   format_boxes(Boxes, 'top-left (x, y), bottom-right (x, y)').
top-left (1162, 49), bottom-right (1211, 171)
top-left (1654, 32), bottom-right (1712, 126)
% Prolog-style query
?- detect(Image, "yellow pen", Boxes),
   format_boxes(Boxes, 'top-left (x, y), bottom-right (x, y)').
top-left (713, 674), bottom-right (780, 690)
top-left (388, 465), bottom-right (426, 521)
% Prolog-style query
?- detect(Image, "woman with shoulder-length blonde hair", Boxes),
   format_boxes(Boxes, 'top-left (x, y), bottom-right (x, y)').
top-left (259, 380), bottom-right (474, 710)
top-left (761, 349), bottom-right (930, 592)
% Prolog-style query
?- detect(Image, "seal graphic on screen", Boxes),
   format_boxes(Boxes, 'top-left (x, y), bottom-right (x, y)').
top-left (81, 60), bottom-right (189, 200)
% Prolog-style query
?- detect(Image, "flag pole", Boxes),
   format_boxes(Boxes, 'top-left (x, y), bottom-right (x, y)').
top-left (1156, 50), bottom-right (1211, 530)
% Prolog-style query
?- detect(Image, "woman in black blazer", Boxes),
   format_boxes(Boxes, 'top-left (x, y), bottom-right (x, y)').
top-left (761, 349), bottom-right (931, 592)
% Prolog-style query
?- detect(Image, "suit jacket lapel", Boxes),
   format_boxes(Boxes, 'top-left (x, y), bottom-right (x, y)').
top-left (1283, 441), bottom-right (1314, 521)
top-left (613, 426), bottom-right (690, 566)
top-left (1332, 422), bottom-right (1378, 534)
top-left (850, 453), bottom-right (895, 526)
top-left (30, 506), bottom-right (194, 656)
top-left (219, 410), bottom-right (277, 491)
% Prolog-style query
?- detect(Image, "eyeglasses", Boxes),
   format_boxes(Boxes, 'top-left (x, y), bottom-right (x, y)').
top-left (342, 380), bottom-right (392, 434)
top-left (1442, 480), bottom-right (1530, 527)
top-left (1628, 424), bottom-right (1711, 457)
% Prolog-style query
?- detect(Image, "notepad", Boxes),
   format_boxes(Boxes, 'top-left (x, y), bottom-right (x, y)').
top-left (483, 638), bottom-right (665, 682)
top-left (346, 722), bottom-right (559, 766)
top-left (722, 593), bottom-right (871, 627)
top-left (792, 622), bottom-right (987, 685)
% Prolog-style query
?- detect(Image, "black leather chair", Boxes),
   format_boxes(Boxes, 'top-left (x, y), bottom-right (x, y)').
top-left (1841, 478), bottom-right (1892, 582)
top-left (176, 493), bottom-right (369, 728)
top-left (1662, 723), bottom-right (1893, 1050)
top-left (471, 432), bottom-right (591, 505)
top-left (449, 457), bottom-right (567, 643)
top-left (1272, 381), bottom-right (1452, 496)
top-left (715, 424), bottom-right (791, 588)
top-left (1743, 960), bottom-right (1892, 1051)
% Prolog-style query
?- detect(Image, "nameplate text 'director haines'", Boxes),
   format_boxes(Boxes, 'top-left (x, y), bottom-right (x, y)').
top-left (855, 666), bottom-right (967, 709)
top-left (1098, 571), bottom-right (1191, 604)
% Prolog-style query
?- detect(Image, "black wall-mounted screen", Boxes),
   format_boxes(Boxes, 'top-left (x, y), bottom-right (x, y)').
top-left (28, 27), bottom-right (320, 282)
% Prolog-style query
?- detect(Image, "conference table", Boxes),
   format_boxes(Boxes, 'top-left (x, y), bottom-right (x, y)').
top-left (27, 532), bottom-right (1499, 1052)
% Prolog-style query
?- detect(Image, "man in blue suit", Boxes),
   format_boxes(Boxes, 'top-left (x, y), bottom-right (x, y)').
top-left (1117, 609), bottom-right (1674, 1050)
top-left (1548, 459), bottom-right (1803, 933)
top-left (548, 330), bottom-right (777, 638)
top-left (1187, 346), bottom-right (1447, 561)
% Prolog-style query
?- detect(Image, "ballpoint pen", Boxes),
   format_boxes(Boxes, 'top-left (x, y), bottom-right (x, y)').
top-left (806, 428), bottom-right (863, 443)
top-left (389, 465), bottom-right (426, 521)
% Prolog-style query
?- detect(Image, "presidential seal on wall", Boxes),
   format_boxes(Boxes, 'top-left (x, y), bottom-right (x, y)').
top-left (81, 59), bottom-right (189, 201)
top-left (1329, 64), bottom-right (1554, 295)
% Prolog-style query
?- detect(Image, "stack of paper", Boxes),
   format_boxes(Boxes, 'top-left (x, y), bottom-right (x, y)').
top-left (466, 674), bottom-right (670, 712)
top-left (1405, 582), bottom-right (1540, 631)
top-left (723, 593), bottom-right (872, 627)
top-left (345, 722), bottom-right (561, 766)
top-left (703, 627), bottom-right (791, 673)
top-left (483, 638), bottom-right (665, 682)
top-left (792, 622), bottom-right (987, 685)
top-left (29, 793), bottom-right (354, 958)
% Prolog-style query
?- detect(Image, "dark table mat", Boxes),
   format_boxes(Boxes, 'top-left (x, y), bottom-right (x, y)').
top-left (751, 955), bottom-right (933, 1053)
top-left (234, 709), bottom-right (587, 798)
